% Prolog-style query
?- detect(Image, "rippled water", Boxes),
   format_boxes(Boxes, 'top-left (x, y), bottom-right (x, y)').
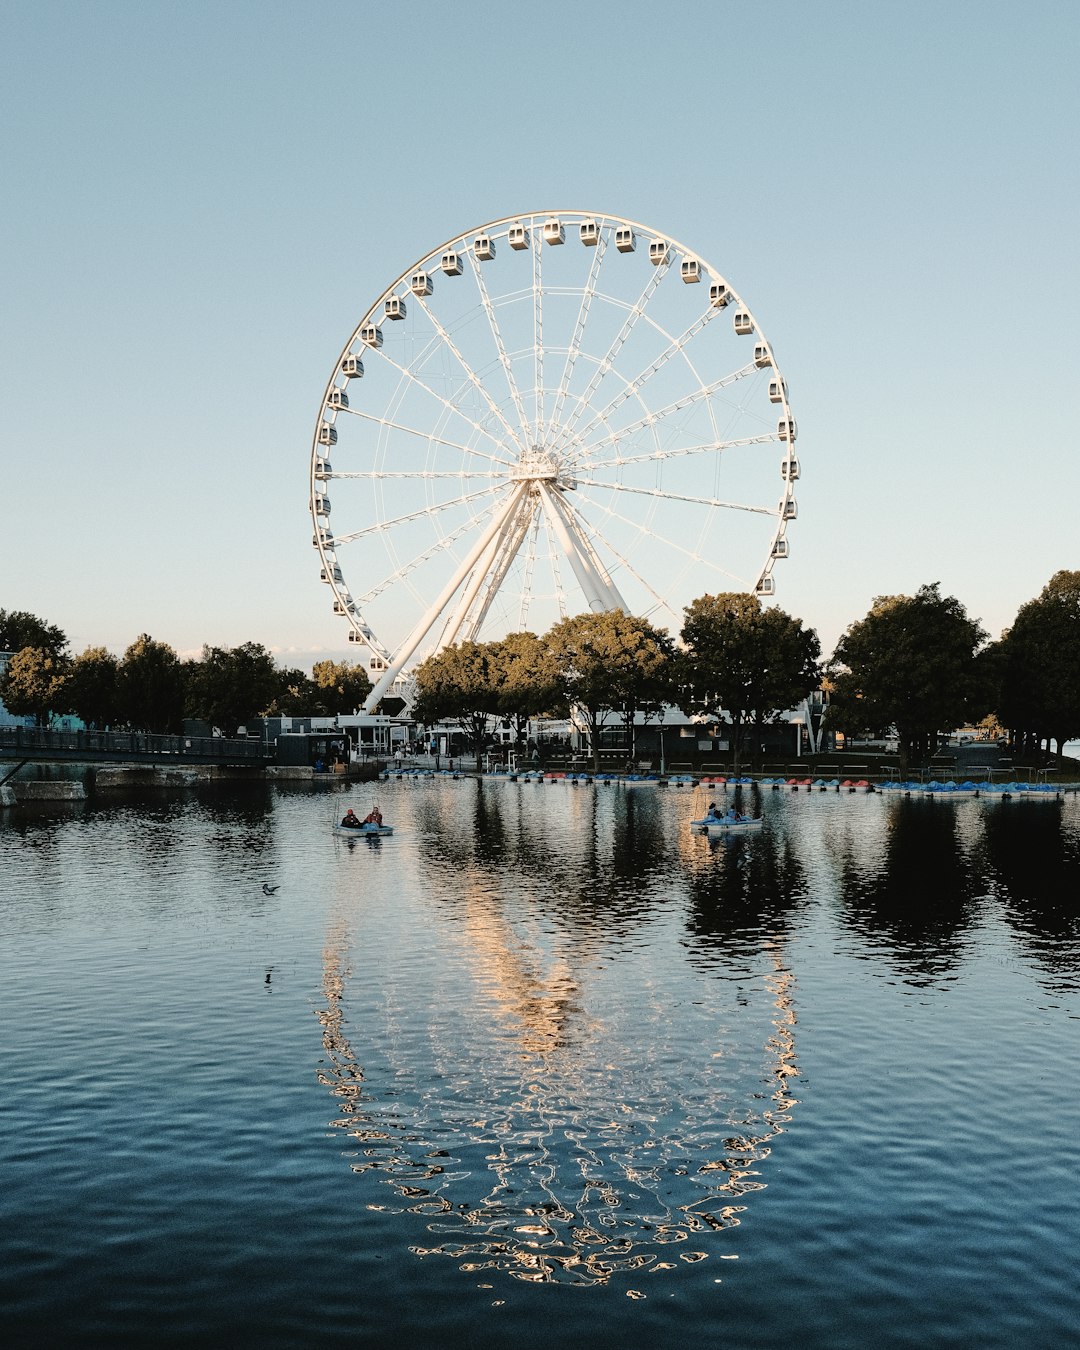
top-left (1, 780), bottom-right (1078, 1348)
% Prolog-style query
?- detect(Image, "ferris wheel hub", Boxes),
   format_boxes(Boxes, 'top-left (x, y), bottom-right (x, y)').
top-left (511, 445), bottom-right (575, 491)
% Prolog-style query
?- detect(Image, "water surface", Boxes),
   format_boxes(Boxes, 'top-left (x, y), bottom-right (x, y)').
top-left (1, 781), bottom-right (1078, 1347)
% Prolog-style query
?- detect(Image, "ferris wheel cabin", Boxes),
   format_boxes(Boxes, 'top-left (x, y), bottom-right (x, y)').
top-left (680, 258), bottom-right (702, 283)
top-left (579, 219), bottom-right (600, 246)
top-left (409, 271), bottom-right (433, 295)
top-left (473, 234), bottom-right (495, 261)
top-left (325, 388), bottom-right (348, 411)
top-left (543, 218), bottom-right (565, 245)
top-left (709, 281), bottom-right (731, 308)
top-left (733, 312), bottom-right (753, 335)
top-left (441, 251), bottom-right (463, 275)
top-left (508, 223), bottom-right (529, 250)
top-left (615, 226), bottom-right (636, 252)
top-left (340, 354), bottom-right (364, 379)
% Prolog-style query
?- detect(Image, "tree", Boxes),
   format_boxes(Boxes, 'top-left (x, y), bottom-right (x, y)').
top-left (412, 642), bottom-right (499, 759)
top-left (679, 593), bottom-right (821, 771)
top-left (310, 659), bottom-right (372, 716)
top-left (826, 583), bottom-right (986, 773)
top-left (0, 646), bottom-right (70, 726)
top-left (993, 570), bottom-right (1080, 761)
top-left (66, 646), bottom-right (120, 729)
top-left (118, 635), bottom-right (186, 734)
top-left (545, 611), bottom-right (676, 771)
top-left (0, 609), bottom-right (67, 657)
top-left (263, 667), bottom-right (317, 718)
top-left (185, 641), bottom-right (282, 735)
top-left (487, 631), bottom-right (565, 748)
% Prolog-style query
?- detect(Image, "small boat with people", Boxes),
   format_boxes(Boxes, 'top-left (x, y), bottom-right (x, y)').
top-left (690, 802), bottom-right (765, 835)
top-left (335, 806), bottom-right (394, 837)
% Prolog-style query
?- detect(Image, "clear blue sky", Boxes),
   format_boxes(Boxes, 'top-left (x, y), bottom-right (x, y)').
top-left (2, 0), bottom-right (1076, 669)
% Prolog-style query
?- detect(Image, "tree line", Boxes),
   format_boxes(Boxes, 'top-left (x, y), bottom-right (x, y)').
top-left (3, 568), bottom-right (1078, 769)
top-left (0, 613), bottom-right (372, 736)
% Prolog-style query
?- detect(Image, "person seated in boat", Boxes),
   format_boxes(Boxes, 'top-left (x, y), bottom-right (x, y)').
top-left (705, 801), bottom-right (722, 820)
top-left (341, 808), bottom-right (360, 828)
top-left (363, 808), bottom-right (383, 826)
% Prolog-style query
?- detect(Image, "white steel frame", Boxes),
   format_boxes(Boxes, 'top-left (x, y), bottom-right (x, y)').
top-left (309, 211), bottom-right (799, 713)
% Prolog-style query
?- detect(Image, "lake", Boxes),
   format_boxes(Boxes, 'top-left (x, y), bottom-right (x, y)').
top-left (1, 778), bottom-right (1078, 1348)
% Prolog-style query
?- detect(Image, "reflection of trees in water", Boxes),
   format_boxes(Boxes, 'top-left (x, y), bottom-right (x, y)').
top-left (683, 824), bottom-right (810, 962)
top-left (313, 790), bottom-right (802, 1288)
top-left (415, 783), bottom-right (677, 932)
top-left (831, 798), bottom-right (979, 983)
top-left (980, 802), bottom-right (1080, 991)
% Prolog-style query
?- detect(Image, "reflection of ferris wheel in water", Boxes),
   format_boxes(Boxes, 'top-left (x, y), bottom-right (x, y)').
top-left (309, 211), bottom-right (799, 711)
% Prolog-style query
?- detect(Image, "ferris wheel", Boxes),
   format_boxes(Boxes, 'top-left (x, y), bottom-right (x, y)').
top-left (309, 211), bottom-right (799, 712)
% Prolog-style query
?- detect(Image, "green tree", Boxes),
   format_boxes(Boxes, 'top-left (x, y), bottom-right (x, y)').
top-left (0, 609), bottom-right (67, 657)
top-left (310, 659), bottom-right (373, 716)
top-left (185, 641), bottom-right (282, 734)
top-left (66, 646), bottom-right (120, 729)
top-left (679, 593), bottom-right (821, 771)
top-left (412, 642), bottom-right (499, 759)
top-left (826, 583), bottom-right (986, 773)
top-left (545, 611), bottom-right (675, 771)
top-left (118, 635), bottom-right (186, 734)
top-left (263, 667), bottom-right (317, 718)
top-left (0, 646), bottom-right (70, 726)
top-left (994, 570), bottom-right (1080, 761)
top-left (487, 631), bottom-right (565, 748)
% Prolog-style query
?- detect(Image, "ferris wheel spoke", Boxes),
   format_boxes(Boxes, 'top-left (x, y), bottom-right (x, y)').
top-left (570, 491), bottom-right (723, 576)
top-left (411, 293), bottom-right (527, 452)
top-left (548, 232), bottom-right (608, 436)
top-left (516, 513), bottom-right (544, 629)
top-left (469, 254), bottom-right (533, 447)
top-left (363, 346), bottom-right (518, 458)
top-left (329, 470), bottom-right (503, 480)
top-left (572, 477), bottom-right (776, 516)
top-left (329, 483), bottom-right (505, 545)
top-left (532, 237), bottom-right (544, 444)
top-left (570, 306), bottom-right (727, 446)
top-left (551, 256), bottom-right (672, 453)
top-left (354, 499), bottom-right (515, 606)
top-left (570, 377), bottom-right (771, 466)
top-left (578, 432), bottom-right (778, 474)
top-left (340, 406), bottom-right (513, 464)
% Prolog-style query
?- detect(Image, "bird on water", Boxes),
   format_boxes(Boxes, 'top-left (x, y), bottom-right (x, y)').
top-left (262, 883), bottom-right (279, 895)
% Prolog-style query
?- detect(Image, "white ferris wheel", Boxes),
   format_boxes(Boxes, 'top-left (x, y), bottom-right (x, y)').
top-left (309, 211), bottom-right (799, 713)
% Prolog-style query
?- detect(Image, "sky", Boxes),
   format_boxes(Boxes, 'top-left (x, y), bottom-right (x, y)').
top-left (1, 0), bottom-right (1077, 671)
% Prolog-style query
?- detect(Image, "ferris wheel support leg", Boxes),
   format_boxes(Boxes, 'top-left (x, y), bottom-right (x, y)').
top-left (362, 487), bottom-right (527, 714)
top-left (437, 495), bottom-right (531, 651)
top-left (537, 484), bottom-right (627, 613)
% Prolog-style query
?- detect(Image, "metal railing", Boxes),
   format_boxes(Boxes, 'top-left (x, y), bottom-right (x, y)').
top-left (0, 727), bottom-right (269, 764)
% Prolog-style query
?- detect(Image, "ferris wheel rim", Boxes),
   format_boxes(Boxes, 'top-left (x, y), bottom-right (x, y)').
top-left (309, 210), bottom-right (799, 707)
